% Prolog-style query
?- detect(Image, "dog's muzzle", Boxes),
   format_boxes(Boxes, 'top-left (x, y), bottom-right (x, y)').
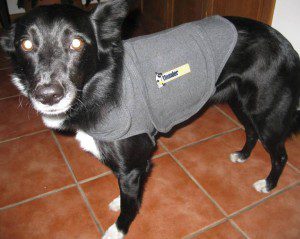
top-left (34, 83), bottom-right (64, 105)
top-left (30, 81), bottom-right (76, 115)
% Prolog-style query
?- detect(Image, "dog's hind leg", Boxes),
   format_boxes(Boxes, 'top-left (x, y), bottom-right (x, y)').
top-left (232, 105), bottom-right (289, 193)
top-left (229, 99), bottom-right (258, 163)
top-left (253, 140), bottom-right (287, 193)
top-left (249, 101), bottom-right (293, 193)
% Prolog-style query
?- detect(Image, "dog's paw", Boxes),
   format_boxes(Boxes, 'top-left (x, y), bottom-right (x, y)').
top-left (229, 152), bottom-right (247, 163)
top-left (103, 224), bottom-right (124, 239)
top-left (253, 179), bottom-right (270, 193)
top-left (109, 196), bottom-right (120, 212)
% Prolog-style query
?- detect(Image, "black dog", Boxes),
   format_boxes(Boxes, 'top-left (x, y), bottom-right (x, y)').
top-left (1, 0), bottom-right (299, 238)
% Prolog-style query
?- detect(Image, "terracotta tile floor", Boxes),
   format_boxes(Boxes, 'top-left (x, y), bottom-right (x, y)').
top-left (0, 62), bottom-right (299, 239)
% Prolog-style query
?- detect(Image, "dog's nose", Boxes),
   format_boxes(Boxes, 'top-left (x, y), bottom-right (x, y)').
top-left (34, 83), bottom-right (64, 105)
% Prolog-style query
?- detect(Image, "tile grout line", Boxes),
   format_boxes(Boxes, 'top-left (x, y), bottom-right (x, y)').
top-left (0, 184), bottom-right (76, 211)
top-left (152, 141), bottom-right (169, 159)
top-left (0, 102), bottom-right (296, 237)
top-left (0, 170), bottom-right (115, 212)
top-left (79, 171), bottom-right (112, 184)
top-left (182, 218), bottom-right (228, 239)
top-left (152, 152), bottom-right (169, 159)
top-left (214, 105), bottom-right (243, 128)
top-left (161, 140), bottom-right (253, 239)
top-left (227, 181), bottom-right (300, 219)
top-left (166, 146), bottom-right (300, 238)
top-left (287, 162), bottom-right (300, 173)
top-left (182, 182), bottom-right (299, 239)
top-left (51, 131), bottom-right (104, 235)
top-left (171, 126), bottom-right (242, 153)
top-left (160, 136), bottom-right (299, 238)
top-left (228, 219), bottom-right (249, 239)
top-left (0, 129), bottom-right (49, 144)
top-left (0, 94), bottom-right (20, 101)
top-left (159, 141), bottom-right (229, 217)
top-left (165, 152), bottom-right (240, 236)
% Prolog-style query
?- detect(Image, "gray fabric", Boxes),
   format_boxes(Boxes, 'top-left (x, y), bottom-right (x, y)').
top-left (87, 15), bottom-right (237, 143)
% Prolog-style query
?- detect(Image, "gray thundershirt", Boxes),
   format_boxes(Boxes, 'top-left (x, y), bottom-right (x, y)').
top-left (87, 15), bottom-right (238, 143)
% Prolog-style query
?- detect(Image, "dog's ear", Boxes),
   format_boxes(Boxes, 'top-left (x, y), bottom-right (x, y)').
top-left (90, 0), bottom-right (128, 50)
top-left (0, 24), bottom-right (16, 54)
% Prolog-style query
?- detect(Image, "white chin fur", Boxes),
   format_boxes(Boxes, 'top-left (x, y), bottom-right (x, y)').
top-left (103, 224), bottom-right (124, 239)
top-left (30, 89), bottom-right (76, 115)
top-left (42, 114), bottom-right (66, 129)
top-left (11, 76), bottom-right (28, 96)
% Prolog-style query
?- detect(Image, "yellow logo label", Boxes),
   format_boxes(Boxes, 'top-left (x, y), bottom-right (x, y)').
top-left (156, 64), bottom-right (191, 88)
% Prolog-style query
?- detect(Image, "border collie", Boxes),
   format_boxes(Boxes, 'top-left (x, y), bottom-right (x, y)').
top-left (1, 0), bottom-right (299, 238)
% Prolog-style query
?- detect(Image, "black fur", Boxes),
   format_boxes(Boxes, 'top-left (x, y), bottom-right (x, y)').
top-left (1, 1), bottom-right (299, 236)
top-left (212, 16), bottom-right (300, 191)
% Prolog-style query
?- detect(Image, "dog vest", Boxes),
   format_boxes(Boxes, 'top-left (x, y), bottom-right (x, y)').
top-left (87, 16), bottom-right (237, 143)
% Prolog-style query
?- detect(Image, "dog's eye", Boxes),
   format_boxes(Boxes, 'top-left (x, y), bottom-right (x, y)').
top-left (21, 39), bottom-right (33, 51)
top-left (70, 38), bottom-right (84, 51)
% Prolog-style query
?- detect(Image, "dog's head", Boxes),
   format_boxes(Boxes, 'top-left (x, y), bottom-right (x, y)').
top-left (0, 0), bottom-right (128, 116)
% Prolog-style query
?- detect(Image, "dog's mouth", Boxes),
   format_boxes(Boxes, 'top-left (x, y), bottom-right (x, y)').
top-left (30, 84), bottom-right (76, 116)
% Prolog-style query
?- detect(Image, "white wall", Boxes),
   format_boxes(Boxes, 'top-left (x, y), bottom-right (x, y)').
top-left (272, 0), bottom-right (300, 54)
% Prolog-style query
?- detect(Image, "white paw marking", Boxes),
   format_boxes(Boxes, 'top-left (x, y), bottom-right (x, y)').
top-left (75, 130), bottom-right (100, 158)
top-left (102, 224), bottom-right (124, 239)
top-left (42, 114), bottom-right (66, 129)
top-left (230, 152), bottom-right (247, 163)
top-left (253, 179), bottom-right (269, 193)
top-left (109, 196), bottom-right (120, 212)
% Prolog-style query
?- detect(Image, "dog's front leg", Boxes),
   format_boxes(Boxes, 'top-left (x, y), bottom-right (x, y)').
top-left (116, 169), bottom-right (143, 236)
top-left (100, 135), bottom-right (153, 238)
top-left (104, 170), bottom-right (144, 239)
